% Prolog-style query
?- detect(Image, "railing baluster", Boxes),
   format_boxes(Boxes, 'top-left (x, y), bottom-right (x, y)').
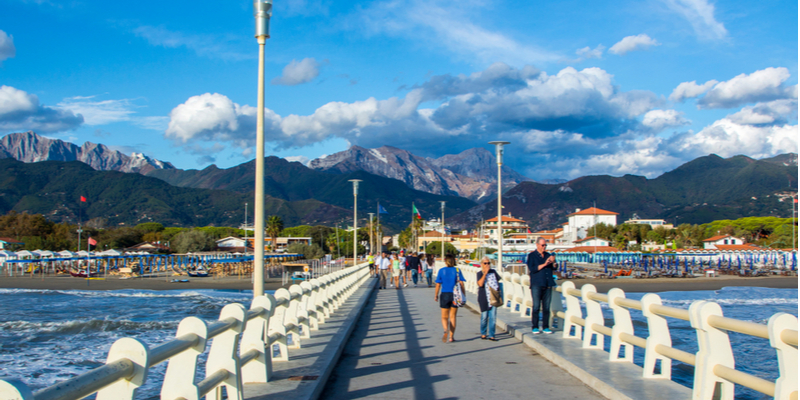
top-left (581, 284), bottom-right (604, 350)
top-left (160, 317), bottom-right (207, 400)
top-left (205, 303), bottom-right (247, 400)
top-left (560, 281), bottom-right (582, 339)
top-left (641, 293), bottom-right (672, 380)
top-left (768, 313), bottom-right (798, 400)
top-left (689, 300), bottom-right (735, 400)
top-left (607, 288), bottom-right (634, 363)
top-left (240, 296), bottom-right (273, 384)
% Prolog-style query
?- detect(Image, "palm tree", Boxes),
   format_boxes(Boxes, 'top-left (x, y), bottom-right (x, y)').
top-left (266, 215), bottom-right (283, 252)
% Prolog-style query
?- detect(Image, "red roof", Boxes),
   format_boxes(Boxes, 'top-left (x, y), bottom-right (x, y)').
top-left (703, 234), bottom-right (737, 242)
top-left (486, 215), bottom-right (526, 223)
top-left (567, 207), bottom-right (619, 217)
top-left (422, 231), bottom-right (446, 237)
top-left (0, 237), bottom-right (24, 244)
top-left (714, 244), bottom-right (762, 251)
top-left (564, 245), bottom-right (620, 253)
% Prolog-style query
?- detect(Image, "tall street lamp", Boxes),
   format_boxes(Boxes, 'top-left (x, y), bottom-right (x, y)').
top-left (440, 201), bottom-right (446, 262)
top-left (489, 141), bottom-right (509, 270)
top-left (349, 179), bottom-right (362, 266)
top-left (368, 212), bottom-right (375, 255)
top-left (252, 0), bottom-right (272, 298)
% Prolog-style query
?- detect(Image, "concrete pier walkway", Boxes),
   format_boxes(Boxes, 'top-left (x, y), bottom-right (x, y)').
top-left (320, 283), bottom-right (605, 399)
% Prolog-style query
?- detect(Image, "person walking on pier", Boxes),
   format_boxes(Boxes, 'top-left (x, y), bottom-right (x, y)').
top-left (378, 251), bottom-right (391, 289)
top-left (368, 252), bottom-right (375, 278)
top-left (434, 255), bottom-right (466, 342)
top-left (526, 237), bottom-right (557, 334)
top-left (477, 256), bottom-right (502, 341)
top-left (407, 252), bottom-right (421, 287)
top-left (398, 251), bottom-right (407, 287)
top-left (421, 252), bottom-right (433, 287)
top-left (392, 253), bottom-right (402, 289)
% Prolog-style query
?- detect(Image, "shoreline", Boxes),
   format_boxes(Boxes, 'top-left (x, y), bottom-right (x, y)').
top-left (0, 274), bottom-right (796, 293)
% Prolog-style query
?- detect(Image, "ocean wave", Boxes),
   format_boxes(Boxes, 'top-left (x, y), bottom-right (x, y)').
top-left (661, 298), bottom-right (798, 307)
top-left (0, 319), bottom-right (180, 334)
top-left (0, 288), bottom-right (252, 302)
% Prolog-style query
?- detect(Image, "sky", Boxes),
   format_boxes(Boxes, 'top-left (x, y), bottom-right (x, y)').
top-left (0, 0), bottom-right (797, 181)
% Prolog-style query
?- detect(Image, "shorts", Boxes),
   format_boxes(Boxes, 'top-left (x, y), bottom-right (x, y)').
top-left (439, 292), bottom-right (454, 309)
top-left (369, 263), bottom-right (374, 270)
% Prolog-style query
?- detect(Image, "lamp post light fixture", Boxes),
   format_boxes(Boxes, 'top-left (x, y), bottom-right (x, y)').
top-left (488, 141), bottom-right (509, 270)
top-left (440, 201), bottom-right (446, 262)
top-left (252, 0), bottom-right (272, 298)
top-left (349, 179), bottom-right (362, 266)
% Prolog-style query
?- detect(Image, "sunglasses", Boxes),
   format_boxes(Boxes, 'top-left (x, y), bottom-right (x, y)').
top-left (482, 262), bottom-right (491, 265)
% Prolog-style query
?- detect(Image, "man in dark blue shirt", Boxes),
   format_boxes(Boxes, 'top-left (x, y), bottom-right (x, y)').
top-left (526, 237), bottom-right (556, 334)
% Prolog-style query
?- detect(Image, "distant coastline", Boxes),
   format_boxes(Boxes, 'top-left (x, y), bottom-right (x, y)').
top-left (0, 274), bottom-right (795, 293)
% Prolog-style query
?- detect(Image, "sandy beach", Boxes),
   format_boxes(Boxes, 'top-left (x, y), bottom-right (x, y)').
top-left (0, 274), bottom-right (795, 293)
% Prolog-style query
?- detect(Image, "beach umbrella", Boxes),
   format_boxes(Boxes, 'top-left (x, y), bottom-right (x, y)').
top-left (0, 250), bottom-right (16, 258)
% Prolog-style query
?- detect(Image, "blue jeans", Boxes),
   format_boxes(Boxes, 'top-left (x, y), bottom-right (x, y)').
top-left (425, 269), bottom-right (433, 286)
top-left (481, 306), bottom-right (497, 337)
top-left (531, 285), bottom-right (553, 329)
top-left (411, 269), bottom-right (418, 284)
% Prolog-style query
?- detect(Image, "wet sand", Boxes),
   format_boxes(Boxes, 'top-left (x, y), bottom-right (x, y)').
top-left (0, 274), bottom-right (795, 293)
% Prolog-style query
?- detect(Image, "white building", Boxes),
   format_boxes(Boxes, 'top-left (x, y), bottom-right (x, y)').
top-left (481, 214), bottom-right (529, 236)
top-left (573, 236), bottom-right (610, 247)
top-left (561, 207), bottom-right (618, 244)
top-left (703, 235), bottom-right (745, 250)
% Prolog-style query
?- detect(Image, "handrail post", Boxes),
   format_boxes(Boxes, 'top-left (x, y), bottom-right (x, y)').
top-left (96, 337), bottom-right (150, 400)
top-left (768, 313), bottom-right (798, 400)
top-left (641, 293), bottom-right (672, 379)
top-left (289, 284), bottom-right (311, 339)
top-left (268, 292), bottom-right (289, 362)
top-left (0, 379), bottom-right (34, 400)
top-left (581, 284), bottom-right (604, 349)
top-left (161, 317), bottom-right (208, 400)
top-left (300, 281), bottom-right (319, 331)
top-left (548, 282), bottom-right (563, 330)
top-left (310, 278), bottom-right (327, 324)
top-left (206, 303), bottom-right (247, 400)
top-left (240, 295), bottom-right (273, 384)
top-left (689, 300), bottom-right (734, 400)
top-left (560, 281), bottom-right (582, 339)
top-left (607, 288), bottom-right (634, 363)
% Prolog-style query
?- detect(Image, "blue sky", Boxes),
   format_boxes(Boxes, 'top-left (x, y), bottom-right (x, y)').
top-left (0, 0), bottom-right (797, 180)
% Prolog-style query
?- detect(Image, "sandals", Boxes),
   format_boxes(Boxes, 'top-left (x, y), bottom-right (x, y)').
top-left (488, 337), bottom-right (498, 341)
top-left (481, 335), bottom-right (487, 340)
top-left (442, 331), bottom-right (448, 343)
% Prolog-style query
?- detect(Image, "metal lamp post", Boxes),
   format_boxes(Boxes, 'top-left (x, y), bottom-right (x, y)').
top-left (368, 212), bottom-right (375, 255)
top-left (440, 201), bottom-right (446, 262)
top-left (349, 179), bottom-right (362, 266)
top-left (489, 141), bottom-right (509, 270)
top-left (252, 0), bottom-right (272, 297)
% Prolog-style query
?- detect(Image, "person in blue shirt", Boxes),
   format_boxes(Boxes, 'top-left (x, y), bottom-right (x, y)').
top-left (526, 237), bottom-right (557, 334)
top-left (434, 255), bottom-right (466, 343)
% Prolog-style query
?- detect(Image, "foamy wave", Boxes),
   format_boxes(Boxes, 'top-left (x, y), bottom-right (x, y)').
top-left (0, 319), bottom-right (179, 334)
top-left (662, 298), bottom-right (798, 307)
top-left (0, 288), bottom-right (251, 302)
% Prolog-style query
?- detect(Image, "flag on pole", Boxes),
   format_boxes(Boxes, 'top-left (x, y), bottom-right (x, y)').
top-left (88, 237), bottom-right (97, 246)
top-left (412, 204), bottom-right (422, 219)
top-left (378, 204), bottom-right (388, 214)
top-left (80, 196), bottom-right (87, 202)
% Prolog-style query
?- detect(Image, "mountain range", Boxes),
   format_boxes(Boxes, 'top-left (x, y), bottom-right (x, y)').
top-left (0, 131), bottom-right (174, 174)
top-left (451, 153), bottom-right (798, 229)
top-left (0, 131), bottom-right (796, 232)
top-left (309, 146), bottom-right (530, 201)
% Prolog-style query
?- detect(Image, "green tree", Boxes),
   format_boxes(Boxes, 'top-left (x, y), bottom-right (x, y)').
top-left (281, 225), bottom-right (311, 237)
top-left (425, 241), bottom-right (458, 256)
top-left (287, 243), bottom-right (325, 259)
top-left (135, 222), bottom-right (164, 235)
top-left (266, 215), bottom-right (284, 251)
top-left (172, 230), bottom-right (215, 253)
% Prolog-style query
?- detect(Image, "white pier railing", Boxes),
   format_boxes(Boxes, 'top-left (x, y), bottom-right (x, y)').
top-left (458, 263), bottom-right (799, 400)
top-left (0, 262), bottom-right (370, 400)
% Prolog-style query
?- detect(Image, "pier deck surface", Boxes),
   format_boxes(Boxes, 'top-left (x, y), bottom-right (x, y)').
top-left (321, 282), bottom-right (604, 399)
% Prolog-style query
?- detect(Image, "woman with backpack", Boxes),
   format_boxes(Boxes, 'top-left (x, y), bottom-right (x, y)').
top-left (477, 256), bottom-right (502, 341)
top-left (434, 255), bottom-right (466, 343)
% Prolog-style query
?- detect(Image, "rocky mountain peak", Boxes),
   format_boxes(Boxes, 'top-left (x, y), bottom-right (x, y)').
top-left (0, 131), bottom-right (174, 174)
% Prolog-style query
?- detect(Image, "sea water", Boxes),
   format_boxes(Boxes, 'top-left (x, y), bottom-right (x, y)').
top-left (0, 287), bottom-right (796, 399)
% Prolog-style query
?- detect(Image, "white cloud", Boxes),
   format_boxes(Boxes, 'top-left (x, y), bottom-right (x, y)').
top-left (661, 0), bottom-right (727, 40)
top-left (575, 45), bottom-right (605, 60)
top-left (608, 34), bottom-right (659, 55)
top-left (642, 109), bottom-right (690, 131)
top-left (726, 99), bottom-right (797, 126)
top-left (133, 25), bottom-right (252, 61)
top-left (675, 119), bottom-right (797, 159)
top-left (56, 96), bottom-right (137, 125)
top-left (352, 0), bottom-right (560, 65)
top-left (284, 155), bottom-right (310, 165)
top-left (669, 79), bottom-right (718, 102)
top-left (0, 30), bottom-right (16, 63)
top-left (0, 85), bottom-right (83, 132)
top-left (132, 116), bottom-right (170, 131)
top-left (698, 67), bottom-right (796, 109)
top-left (272, 58), bottom-right (323, 86)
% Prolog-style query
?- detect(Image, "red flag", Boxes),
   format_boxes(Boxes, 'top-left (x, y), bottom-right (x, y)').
top-left (88, 237), bottom-right (97, 246)
top-left (80, 196), bottom-right (87, 202)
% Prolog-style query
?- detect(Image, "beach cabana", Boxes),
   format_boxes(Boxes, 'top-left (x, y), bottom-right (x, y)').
top-left (76, 250), bottom-right (91, 257)
top-left (15, 250), bottom-right (33, 259)
top-left (58, 250), bottom-right (76, 257)
top-left (101, 249), bottom-right (122, 256)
